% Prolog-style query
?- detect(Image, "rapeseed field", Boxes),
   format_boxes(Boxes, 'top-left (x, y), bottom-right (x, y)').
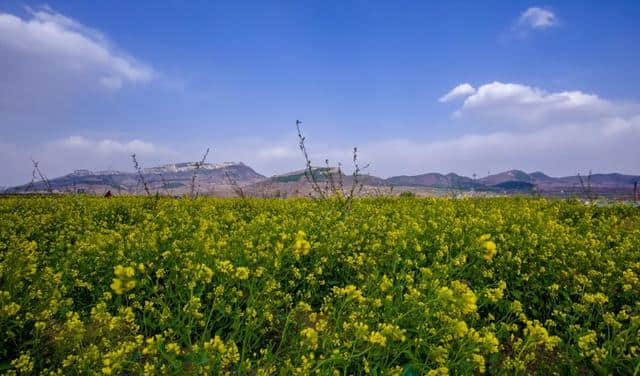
top-left (1, 196), bottom-right (638, 375)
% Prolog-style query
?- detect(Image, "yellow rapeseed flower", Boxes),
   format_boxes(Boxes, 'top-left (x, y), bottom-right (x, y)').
top-left (235, 266), bottom-right (250, 280)
top-left (380, 274), bottom-right (393, 292)
top-left (368, 331), bottom-right (387, 347)
top-left (482, 240), bottom-right (497, 261)
top-left (453, 320), bottom-right (468, 338)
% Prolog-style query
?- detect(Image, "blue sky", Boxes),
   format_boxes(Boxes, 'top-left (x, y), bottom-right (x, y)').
top-left (1, 1), bottom-right (639, 185)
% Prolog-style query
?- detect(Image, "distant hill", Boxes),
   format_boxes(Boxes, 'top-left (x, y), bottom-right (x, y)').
top-left (5, 162), bottom-right (264, 195)
top-left (478, 170), bottom-right (533, 185)
top-left (270, 167), bottom-right (339, 183)
top-left (386, 169), bottom-right (639, 195)
top-left (4, 162), bottom-right (638, 198)
top-left (269, 168), bottom-right (387, 185)
top-left (386, 172), bottom-right (480, 189)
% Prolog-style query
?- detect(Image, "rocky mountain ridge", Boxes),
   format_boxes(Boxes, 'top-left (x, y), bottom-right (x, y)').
top-left (4, 164), bottom-right (638, 197)
top-left (5, 162), bottom-right (263, 194)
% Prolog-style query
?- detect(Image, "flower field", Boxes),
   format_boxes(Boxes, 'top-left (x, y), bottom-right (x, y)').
top-left (1, 196), bottom-right (639, 375)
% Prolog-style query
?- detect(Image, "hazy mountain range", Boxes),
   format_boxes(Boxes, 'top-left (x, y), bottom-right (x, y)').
top-left (3, 161), bottom-right (639, 197)
top-left (3, 162), bottom-right (264, 195)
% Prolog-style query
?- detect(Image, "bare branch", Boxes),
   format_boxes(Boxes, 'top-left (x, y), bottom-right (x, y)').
top-left (296, 120), bottom-right (326, 199)
top-left (190, 148), bottom-right (210, 198)
top-left (224, 168), bottom-right (245, 199)
top-left (160, 174), bottom-right (171, 196)
top-left (337, 162), bottom-right (346, 196)
top-left (24, 168), bottom-right (36, 193)
top-left (131, 153), bottom-right (150, 196)
top-left (348, 147), bottom-right (369, 199)
top-left (577, 170), bottom-right (595, 200)
top-left (31, 158), bottom-right (52, 194)
top-left (295, 120), bottom-right (371, 211)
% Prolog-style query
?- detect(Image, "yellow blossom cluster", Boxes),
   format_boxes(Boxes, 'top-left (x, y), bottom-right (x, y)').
top-left (110, 265), bottom-right (136, 295)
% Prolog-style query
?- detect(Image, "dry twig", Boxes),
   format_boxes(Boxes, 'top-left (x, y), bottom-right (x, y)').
top-left (131, 153), bottom-right (150, 196)
top-left (190, 148), bottom-right (210, 198)
top-left (31, 158), bottom-right (52, 194)
top-left (224, 168), bottom-right (245, 199)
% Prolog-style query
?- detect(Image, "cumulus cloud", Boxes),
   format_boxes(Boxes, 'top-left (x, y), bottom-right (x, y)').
top-left (438, 83), bottom-right (476, 103)
top-left (442, 81), bottom-right (632, 125)
top-left (518, 7), bottom-right (557, 29)
top-left (0, 6), bottom-right (155, 113)
top-left (416, 81), bottom-right (640, 177)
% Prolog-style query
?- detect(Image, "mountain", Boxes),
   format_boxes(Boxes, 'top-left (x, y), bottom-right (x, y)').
top-left (269, 167), bottom-right (387, 185)
top-left (143, 162), bottom-right (240, 174)
top-left (4, 162), bottom-right (638, 197)
top-left (386, 172), bottom-right (479, 189)
top-left (269, 167), bottom-right (340, 183)
top-left (529, 171), bottom-right (554, 182)
top-left (479, 170), bottom-right (532, 186)
top-left (5, 162), bottom-right (265, 194)
top-left (142, 162), bottom-right (264, 187)
top-left (386, 170), bottom-right (639, 195)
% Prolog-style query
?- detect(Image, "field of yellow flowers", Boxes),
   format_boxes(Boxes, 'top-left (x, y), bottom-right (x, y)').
top-left (1, 196), bottom-right (639, 375)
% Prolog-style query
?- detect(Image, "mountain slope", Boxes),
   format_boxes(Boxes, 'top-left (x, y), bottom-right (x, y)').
top-left (6, 162), bottom-right (265, 194)
top-left (386, 173), bottom-right (480, 189)
top-left (385, 170), bottom-right (639, 194)
top-left (478, 170), bottom-right (532, 185)
top-left (5, 163), bottom-right (638, 197)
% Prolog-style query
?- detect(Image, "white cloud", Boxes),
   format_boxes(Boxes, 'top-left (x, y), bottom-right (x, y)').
top-left (0, 6), bottom-right (155, 114)
top-left (438, 83), bottom-right (476, 103)
top-left (0, 7), bottom-right (153, 87)
top-left (417, 81), bottom-right (640, 177)
top-left (54, 136), bottom-right (171, 155)
top-left (205, 101), bottom-right (640, 179)
top-left (443, 81), bottom-right (630, 125)
top-left (360, 117), bottom-right (640, 178)
top-left (518, 7), bottom-right (558, 29)
top-left (257, 146), bottom-right (297, 160)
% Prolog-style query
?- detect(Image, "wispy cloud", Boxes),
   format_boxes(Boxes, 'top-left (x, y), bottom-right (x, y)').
top-left (507, 6), bottom-right (559, 39)
top-left (360, 117), bottom-right (640, 178)
top-left (53, 136), bottom-right (173, 155)
top-left (518, 7), bottom-right (558, 29)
